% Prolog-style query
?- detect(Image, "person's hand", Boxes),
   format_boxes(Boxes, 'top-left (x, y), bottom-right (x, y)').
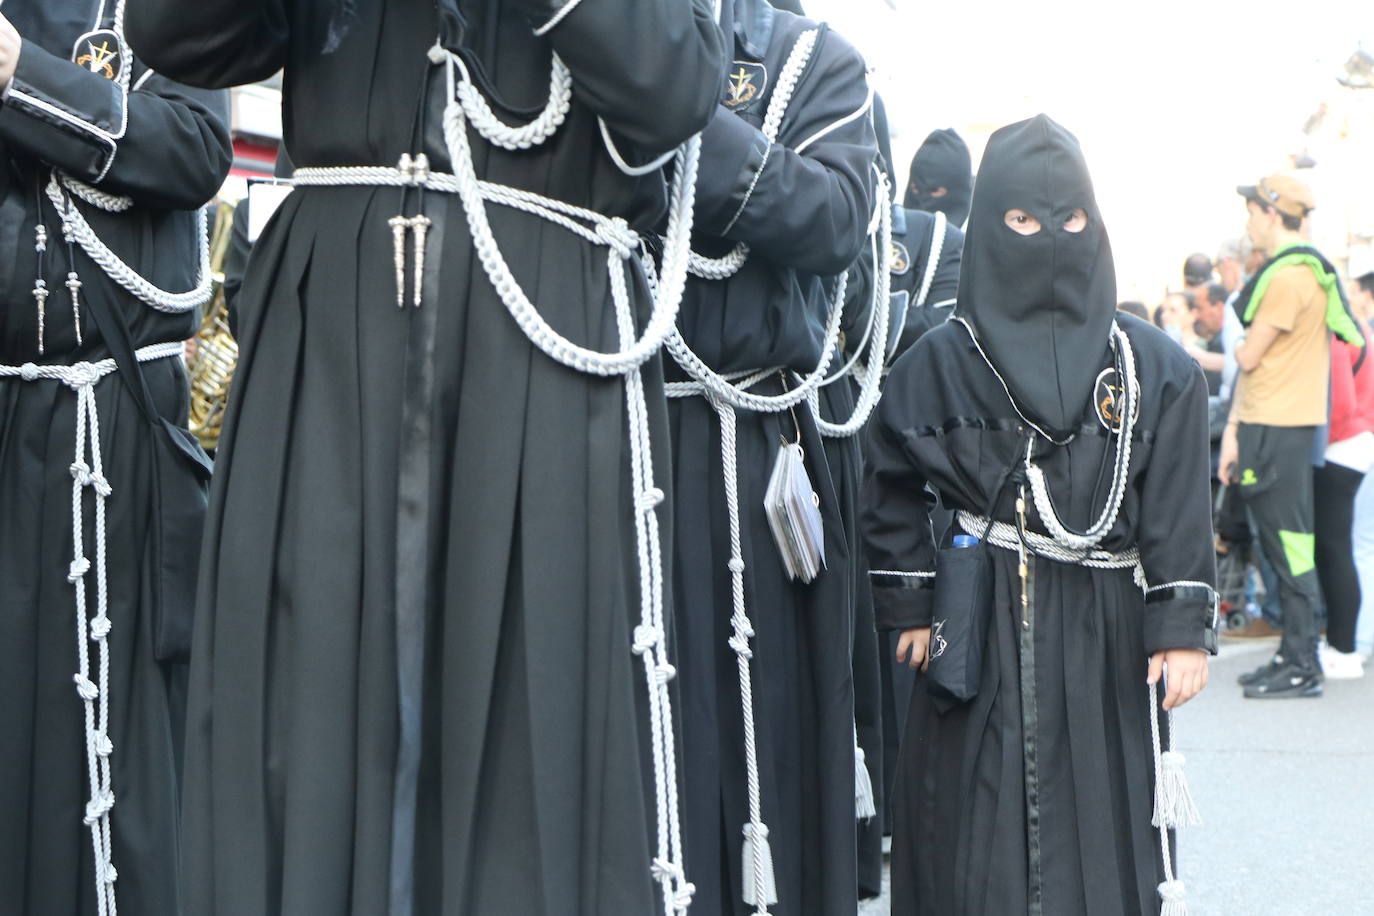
top-left (0, 16), bottom-right (21, 90)
top-left (1217, 423), bottom-right (1239, 485)
top-left (896, 627), bottom-right (931, 671)
top-left (1148, 649), bottom-right (1209, 710)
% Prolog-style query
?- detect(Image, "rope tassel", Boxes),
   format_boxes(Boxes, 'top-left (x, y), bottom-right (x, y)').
top-left (854, 732), bottom-right (876, 821)
top-left (1152, 749), bottom-right (1202, 830)
top-left (741, 822), bottom-right (778, 908)
top-left (1158, 879), bottom-right (1189, 915)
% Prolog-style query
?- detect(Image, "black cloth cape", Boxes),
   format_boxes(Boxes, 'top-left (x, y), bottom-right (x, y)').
top-left (667, 0), bottom-right (876, 911)
top-left (888, 205), bottom-right (964, 359)
top-left (0, 4), bottom-right (230, 913)
top-left (862, 315), bottom-right (1218, 915)
top-left (125, 0), bottom-right (723, 912)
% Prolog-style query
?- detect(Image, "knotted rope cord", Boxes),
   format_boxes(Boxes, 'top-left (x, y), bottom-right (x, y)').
top-left (294, 40), bottom-right (701, 912)
top-left (809, 169), bottom-right (892, 438)
top-left (0, 341), bottom-right (183, 916)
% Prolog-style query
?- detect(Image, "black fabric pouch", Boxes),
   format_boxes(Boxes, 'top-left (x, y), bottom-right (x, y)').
top-left (84, 283), bottom-right (212, 665)
top-left (925, 441), bottom-right (1026, 711)
top-left (926, 528), bottom-right (995, 710)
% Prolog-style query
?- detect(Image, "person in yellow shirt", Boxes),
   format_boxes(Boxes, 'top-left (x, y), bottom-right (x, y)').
top-left (1220, 173), bottom-right (1367, 698)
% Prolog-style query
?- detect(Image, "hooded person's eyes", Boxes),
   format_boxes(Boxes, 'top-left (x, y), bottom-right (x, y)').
top-left (1003, 209), bottom-right (1041, 235)
top-left (1063, 208), bottom-right (1088, 233)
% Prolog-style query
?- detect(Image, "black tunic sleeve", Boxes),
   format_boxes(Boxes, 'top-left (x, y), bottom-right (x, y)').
top-left (861, 369), bottom-right (938, 631)
top-left (1137, 355), bottom-right (1220, 656)
top-left (693, 28), bottom-right (876, 276)
top-left (0, 40), bottom-right (231, 209)
top-left (124, 0), bottom-right (288, 89)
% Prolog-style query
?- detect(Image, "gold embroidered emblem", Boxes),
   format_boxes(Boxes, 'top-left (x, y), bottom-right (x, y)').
top-left (72, 30), bottom-right (123, 82)
top-left (1093, 367), bottom-right (1137, 432)
top-left (724, 61), bottom-right (767, 110)
top-left (891, 241), bottom-right (911, 276)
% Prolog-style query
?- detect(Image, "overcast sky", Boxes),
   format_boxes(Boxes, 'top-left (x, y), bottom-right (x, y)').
top-left (801, 0), bottom-right (1374, 301)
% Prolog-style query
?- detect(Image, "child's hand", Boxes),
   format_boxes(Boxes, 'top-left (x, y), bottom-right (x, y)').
top-left (1148, 649), bottom-right (1209, 710)
top-left (897, 627), bottom-right (932, 671)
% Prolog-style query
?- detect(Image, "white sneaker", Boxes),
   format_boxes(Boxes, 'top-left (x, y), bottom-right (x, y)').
top-left (1320, 644), bottom-right (1366, 680)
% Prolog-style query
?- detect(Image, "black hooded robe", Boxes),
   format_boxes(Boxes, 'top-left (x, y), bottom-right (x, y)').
top-left (0, 5), bottom-right (230, 913)
top-left (668, 1), bottom-right (876, 912)
top-left (125, 0), bottom-right (723, 913)
top-left (864, 115), bottom-right (1217, 915)
top-left (902, 127), bottom-right (972, 227)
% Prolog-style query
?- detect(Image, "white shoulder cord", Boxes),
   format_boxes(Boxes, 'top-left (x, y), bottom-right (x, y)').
top-left (810, 167), bottom-right (891, 439)
top-left (1, 341), bottom-right (184, 916)
top-left (913, 209), bottom-right (945, 308)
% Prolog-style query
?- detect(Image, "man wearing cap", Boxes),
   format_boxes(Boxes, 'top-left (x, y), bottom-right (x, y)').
top-left (1221, 173), bottom-right (1368, 698)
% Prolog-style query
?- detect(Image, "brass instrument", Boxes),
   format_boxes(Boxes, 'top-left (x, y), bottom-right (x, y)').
top-left (187, 200), bottom-right (239, 451)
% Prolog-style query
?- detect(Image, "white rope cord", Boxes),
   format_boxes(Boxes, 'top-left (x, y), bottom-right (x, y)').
top-left (913, 209), bottom-right (945, 308)
top-left (710, 397), bottom-right (777, 912)
top-left (296, 41), bottom-right (700, 912)
top-left (1025, 323), bottom-right (1138, 551)
top-left (810, 170), bottom-right (892, 438)
top-left (0, 341), bottom-right (184, 916)
top-left (45, 177), bottom-right (212, 316)
top-left (956, 510), bottom-right (1142, 572)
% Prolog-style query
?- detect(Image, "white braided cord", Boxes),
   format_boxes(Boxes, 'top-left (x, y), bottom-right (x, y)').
top-left (0, 341), bottom-right (183, 916)
top-left (913, 209), bottom-right (945, 308)
top-left (46, 176), bottom-right (212, 315)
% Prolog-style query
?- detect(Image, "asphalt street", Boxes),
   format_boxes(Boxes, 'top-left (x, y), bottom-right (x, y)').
top-left (860, 637), bottom-right (1374, 915)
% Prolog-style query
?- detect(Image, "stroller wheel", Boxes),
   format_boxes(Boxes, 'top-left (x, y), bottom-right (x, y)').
top-left (1227, 609), bottom-right (1252, 632)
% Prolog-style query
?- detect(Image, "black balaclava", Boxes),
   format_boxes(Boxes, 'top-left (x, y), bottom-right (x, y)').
top-left (956, 114), bottom-right (1116, 441)
top-left (904, 128), bottom-right (973, 226)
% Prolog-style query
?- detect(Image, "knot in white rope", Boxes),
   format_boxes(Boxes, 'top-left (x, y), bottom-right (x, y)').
top-left (68, 556), bottom-right (91, 582)
top-left (637, 486), bottom-right (666, 513)
top-left (1158, 880), bottom-right (1187, 902)
top-left (652, 662), bottom-right (677, 685)
top-left (101, 863), bottom-right (118, 886)
top-left (84, 789), bottom-right (115, 826)
top-left (728, 635), bottom-right (754, 660)
top-left (70, 460), bottom-right (93, 486)
top-left (651, 859), bottom-right (696, 911)
top-left (728, 557), bottom-right (746, 574)
top-left (633, 624), bottom-right (665, 655)
top-left (596, 216), bottom-right (637, 260)
top-left (1162, 750), bottom-right (1186, 768)
top-left (743, 822), bottom-right (769, 842)
top-left (93, 731), bottom-right (114, 757)
top-left (73, 673), bottom-right (99, 700)
top-left (64, 361), bottom-right (100, 390)
top-left (90, 473), bottom-right (112, 498)
top-left (20, 362), bottom-right (39, 381)
top-left (90, 616), bottom-right (112, 640)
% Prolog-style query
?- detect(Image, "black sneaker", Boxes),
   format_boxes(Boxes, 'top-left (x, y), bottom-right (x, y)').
top-left (1243, 664), bottom-right (1324, 699)
top-left (1237, 654), bottom-right (1285, 686)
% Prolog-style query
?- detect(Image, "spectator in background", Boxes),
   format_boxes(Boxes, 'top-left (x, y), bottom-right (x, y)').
top-left (1186, 282), bottom-right (1228, 394)
top-left (1221, 243), bottom-right (1270, 402)
top-left (1222, 174), bottom-right (1367, 698)
top-left (1184, 251), bottom-right (1214, 295)
top-left (1154, 290), bottom-right (1200, 347)
top-left (1314, 316), bottom-right (1373, 679)
top-left (1118, 299), bottom-right (1149, 321)
top-left (1216, 237), bottom-right (1252, 295)
top-left (1349, 267), bottom-right (1374, 660)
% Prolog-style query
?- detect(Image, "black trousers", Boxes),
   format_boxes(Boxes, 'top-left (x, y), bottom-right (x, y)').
top-left (1314, 462), bottom-right (1366, 653)
top-left (1237, 424), bottom-right (1323, 671)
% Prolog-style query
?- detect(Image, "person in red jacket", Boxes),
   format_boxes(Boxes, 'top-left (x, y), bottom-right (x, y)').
top-left (1315, 315), bottom-right (1374, 678)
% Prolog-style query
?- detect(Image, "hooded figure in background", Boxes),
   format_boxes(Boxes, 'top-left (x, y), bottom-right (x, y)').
top-left (863, 114), bottom-right (1217, 915)
top-left (904, 127), bottom-right (973, 228)
top-left (878, 99), bottom-right (965, 361)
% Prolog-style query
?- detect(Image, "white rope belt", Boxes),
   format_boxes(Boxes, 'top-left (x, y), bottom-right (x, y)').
top-left (0, 339), bottom-right (183, 916)
top-left (956, 510), bottom-right (1142, 572)
top-left (296, 37), bottom-right (700, 913)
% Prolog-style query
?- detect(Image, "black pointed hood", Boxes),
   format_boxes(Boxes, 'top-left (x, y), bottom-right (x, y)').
top-left (872, 94), bottom-right (897, 198)
top-left (904, 128), bottom-right (973, 226)
top-left (955, 114), bottom-right (1116, 441)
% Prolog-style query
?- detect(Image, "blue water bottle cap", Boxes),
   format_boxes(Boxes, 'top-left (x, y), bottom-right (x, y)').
top-left (952, 534), bottom-right (979, 548)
